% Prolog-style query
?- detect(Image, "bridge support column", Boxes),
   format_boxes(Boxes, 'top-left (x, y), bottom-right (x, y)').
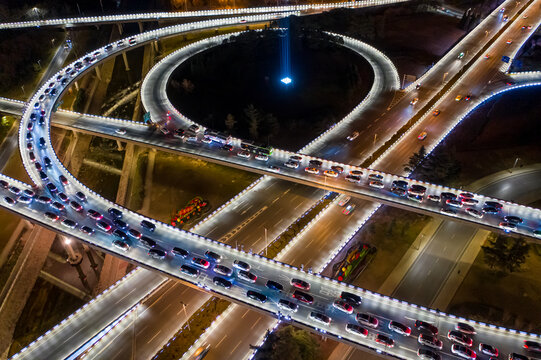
top-left (138, 21), bottom-right (144, 33)
top-left (117, 23), bottom-right (123, 35)
top-left (121, 52), bottom-right (130, 72)
top-left (153, 40), bottom-right (159, 52)
top-left (94, 66), bottom-right (102, 81)
top-left (116, 139), bottom-right (124, 151)
top-left (74, 81), bottom-right (79, 91)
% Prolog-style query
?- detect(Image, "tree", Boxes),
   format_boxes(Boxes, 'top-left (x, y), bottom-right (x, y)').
top-left (404, 146), bottom-right (427, 173)
top-left (181, 79), bottom-right (194, 93)
top-left (481, 234), bottom-right (508, 270)
top-left (254, 325), bottom-right (321, 360)
top-left (505, 238), bottom-right (529, 273)
top-left (225, 113), bottom-right (236, 130)
top-left (481, 234), bottom-right (530, 273)
top-left (244, 104), bottom-right (260, 140)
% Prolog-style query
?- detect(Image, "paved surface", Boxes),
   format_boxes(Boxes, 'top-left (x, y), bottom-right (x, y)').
top-left (7, 1), bottom-right (540, 358)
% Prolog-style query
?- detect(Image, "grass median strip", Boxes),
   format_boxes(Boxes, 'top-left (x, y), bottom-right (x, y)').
top-left (153, 192), bottom-right (337, 359)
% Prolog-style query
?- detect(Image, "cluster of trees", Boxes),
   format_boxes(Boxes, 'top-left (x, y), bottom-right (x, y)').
top-left (254, 325), bottom-right (322, 360)
top-left (482, 234), bottom-right (530, 274)
top-left (404, 145), bottom-right (461, 183)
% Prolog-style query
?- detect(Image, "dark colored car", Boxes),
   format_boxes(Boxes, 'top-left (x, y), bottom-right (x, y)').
top-left (509, 353), bottom-right (529, 360)
top-left (112, 229), bottom-right (127, 240)
top-left (39, 171), bottom-right (48, 181)
top-left (140, 236), bottom-right (157, 248)
top-left (148, 248), bottom-right (167, 260)
top-left (180, 265), bottom-right (199, 277)
top-left (331, 165), bottom-right (344, 173)
top-left (140, 220), bottom-right (156, 232)
top-left (309, 159), bottom-right (322, 167)
top-left (504, 215), bottom-right (523, 224)
top-left (37, 195), bottom-right (52, 204)
top-left (80, 225), bottom-right (94, 235)
top-left (87, 209), bottom-right (103, 220)
top-left (58, 192), bottom-right (69, 203)
top-left (417, 348), bottom-right (441, 360)
top-left (292, 290), bottom-right (313, 304)
top-left (96, 220), bottom-right (112, 232)
top-left (46, 183), bottom-right (58, 193)
top-left (440, 192), bottom-right (457, 200)
top-left (113, 218), bottom-right (129, 230)
top-left (0, 180), bottom-right (8, 189)
top-left (128, 229), bottom-right (142, 239)
top-left (43, 156), bottom-right (51, 167)
top-left (246, 290), bottom-right (266, 303)
top-left (340, 291), bottom-right (362, 307)
top-left (375, 334), bottom-right (394, 348)
top-left (345, 175), bottom-right (361, 183)
top-left (483, 206), bottom-right (499, 214)
top-left (51, 201), bottom-right (65, 211)
top-left (75, 191), bottom-right (87, 202)
top-left (69, 201), bottom-right (83, 212)
top-left (205, 250), bottom-right (222, 263)
top-left (485, 201), bottom-right (503, 209)
top-left (266, 280), bottom-right (284, 291)
top-left (38, 137), bottom-right (46, 148)
top-left (221, 144), bottom-right (233, 151)
top-left (213, 276), bottom-right (232, 289)
top-left (524, 341), bottom-right (541, 353)
top-left (171, 247), bottom-right (189, 258)
top-left (415, 320), bottom-right (438, 335)
top-left (59, 175), bottom-right (69, 186)
top-left (456, 322), bottom-right (476, 334)
top-left (392, 180), bottom-right (409, 189)
top-left (44, 211), bottom-right (59, 222)
top-left (108, 207), bottom-right (123, 219)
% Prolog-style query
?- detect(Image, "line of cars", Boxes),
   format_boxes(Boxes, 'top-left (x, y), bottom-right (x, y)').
top-left (263, 153), bottom-right (539, 237)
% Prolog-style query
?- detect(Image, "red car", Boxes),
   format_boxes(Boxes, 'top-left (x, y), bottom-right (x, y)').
top-left (292, 290), bottom-right (313, 304)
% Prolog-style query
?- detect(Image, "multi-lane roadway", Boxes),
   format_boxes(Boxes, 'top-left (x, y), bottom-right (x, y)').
top-left (6, 0), bottom-right (540, 358)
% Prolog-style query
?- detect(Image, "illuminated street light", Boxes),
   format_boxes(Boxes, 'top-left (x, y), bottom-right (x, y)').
top-left (280, 76), bottom-right (292, 85)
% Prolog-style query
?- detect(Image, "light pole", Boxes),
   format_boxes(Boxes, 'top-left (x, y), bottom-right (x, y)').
top-left (37, 59), bottom-right (41, 70)
top-left (180, 301), bottom-right (190, 330)
top-left (264, 227), bottom-right (268, 256)
top-left (373, 133), bottom-right (377, 145)
top-left (132, 306), bottom-right (138, 360)
top-left (442, 72), bottom-right (449, 85)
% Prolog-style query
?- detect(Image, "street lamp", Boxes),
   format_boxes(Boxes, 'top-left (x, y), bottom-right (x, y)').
top-left (180, 301), bottom-right (190, 331)
top-left (442, 72), bottom-right (449, 85)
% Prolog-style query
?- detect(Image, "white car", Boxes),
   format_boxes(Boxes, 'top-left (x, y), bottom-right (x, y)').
top-left (369, 180), bottom-right (384, 189)
top-left (201, 137), bottom-right (212, 144)
top-left (465, 208), bottom-right (483, 218)
top-left (427, 195), bottom-right (440, 202)
top-left (304, 167), bottom-right (319, 175)
top-left (338, 196), bottom-right (351, 206)
top-left (346, 131), bottom-right (359, 141)
top-left (284, 161), bottom-right (299, 169)
top-left (115, 128), bottom-right (126, 135)
top-left (324, 170), bottom-right (339, 178)
top-left (113, 240), bottom-right (130, 252)
top-left (499, 222), bottom-right (516, 231)
top-left (255, 154), bottom-right (268, 161)
top-left (237, 150), bottom-right (251, 159)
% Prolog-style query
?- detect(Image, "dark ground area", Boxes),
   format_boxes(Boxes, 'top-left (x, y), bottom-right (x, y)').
top-left (292, 5), bottom-right (466, 79)
top-left (510, 29), bottom-right (541, 72)
top-left (426, 86), bottom-right (541, 188)
top-left (167, 29), bottom-right (373, 150)
top-left (9, 278), bottom-right (85, 355)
